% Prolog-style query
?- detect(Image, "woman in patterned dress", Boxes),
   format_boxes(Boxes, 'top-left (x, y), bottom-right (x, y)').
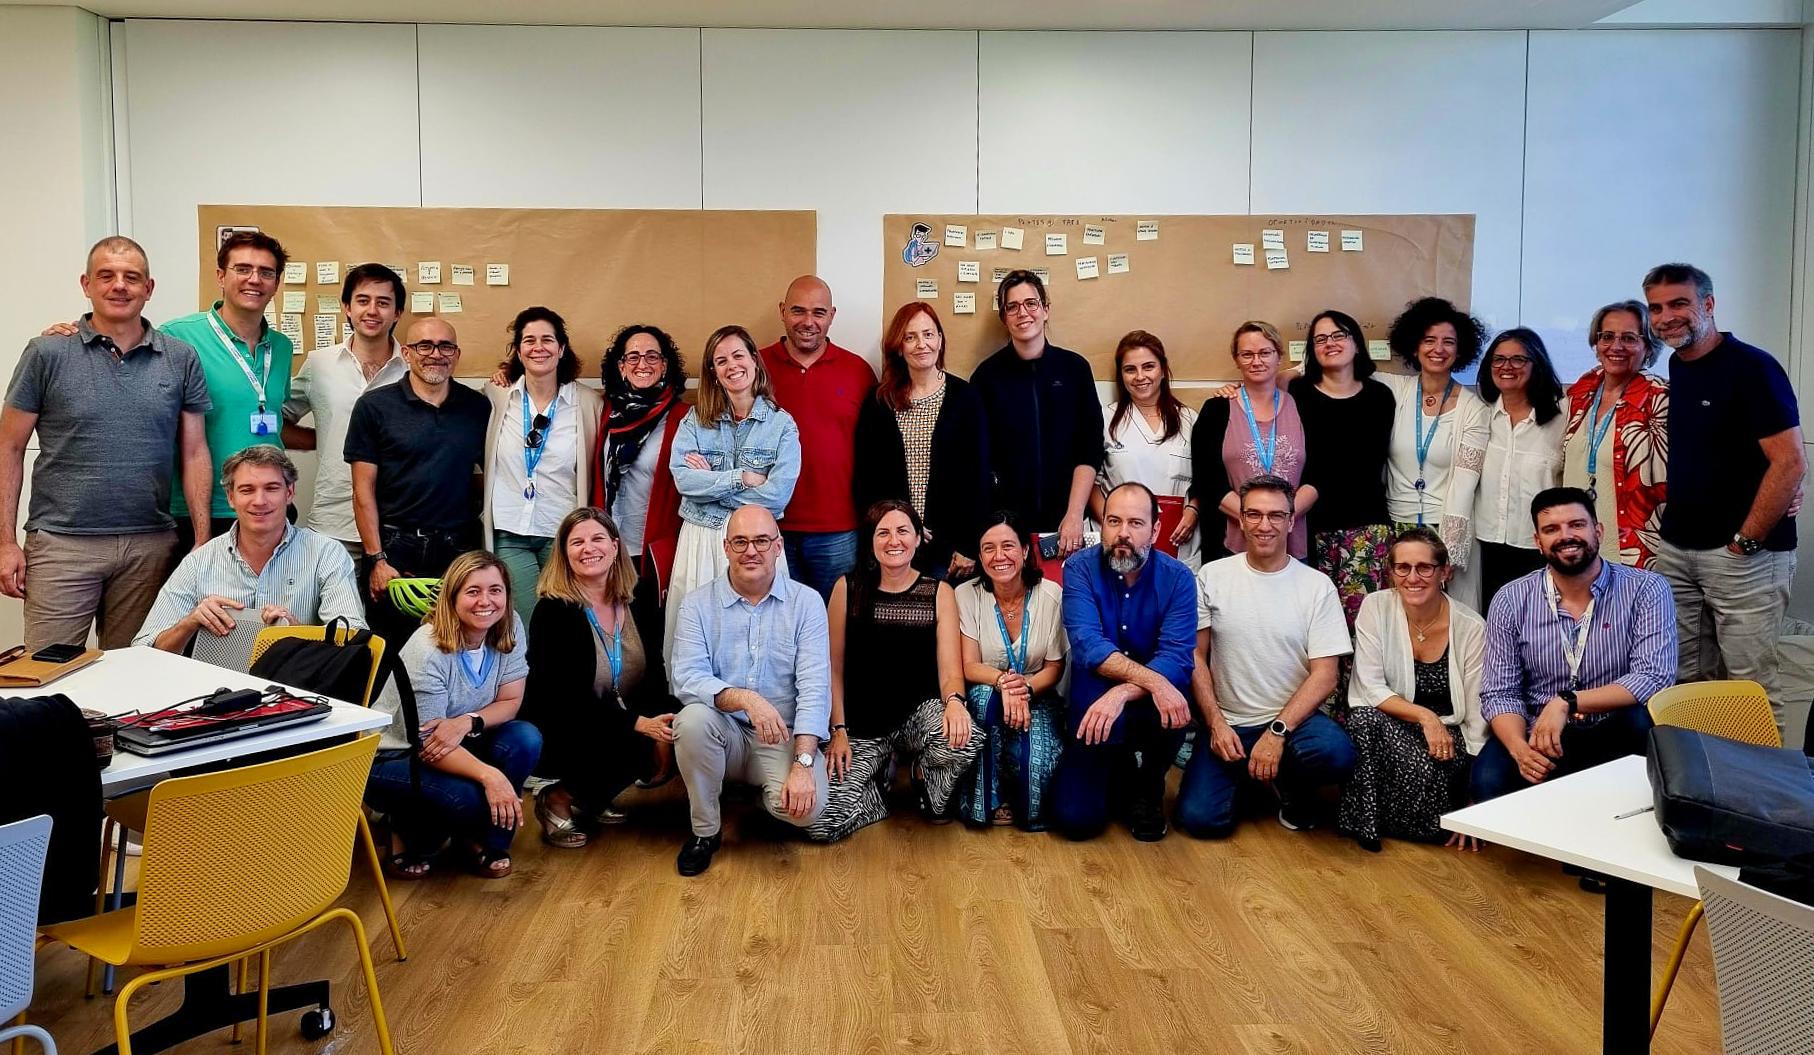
top-left (1560, 300), bottom-right (1669, 569)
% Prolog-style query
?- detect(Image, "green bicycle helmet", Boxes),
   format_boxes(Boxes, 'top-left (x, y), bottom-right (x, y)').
top-left (386, 577), bottom-right (442, 620)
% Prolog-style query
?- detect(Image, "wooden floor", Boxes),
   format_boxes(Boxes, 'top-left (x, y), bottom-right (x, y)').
top-left (28, 780), bottom-right (1726, 1055)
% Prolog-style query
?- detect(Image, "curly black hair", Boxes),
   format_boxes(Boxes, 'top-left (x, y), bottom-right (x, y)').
top-left (1387, 296), bottom-right (1485, 374)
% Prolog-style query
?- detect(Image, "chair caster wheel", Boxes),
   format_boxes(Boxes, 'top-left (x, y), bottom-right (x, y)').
top-left (300, 1005), bottom-right (335, 1040)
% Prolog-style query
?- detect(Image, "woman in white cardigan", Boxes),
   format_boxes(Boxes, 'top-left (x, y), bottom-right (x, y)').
top-left (1338, 526), bottom-right (1486, 852)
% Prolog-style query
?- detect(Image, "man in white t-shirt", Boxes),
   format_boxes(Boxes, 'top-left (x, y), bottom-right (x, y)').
top-left (1178, 474), bottom-right (1356, 838)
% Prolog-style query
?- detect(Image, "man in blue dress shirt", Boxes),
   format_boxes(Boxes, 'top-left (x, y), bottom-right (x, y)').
top-left (1049, 483), bottom-right (1196, 841)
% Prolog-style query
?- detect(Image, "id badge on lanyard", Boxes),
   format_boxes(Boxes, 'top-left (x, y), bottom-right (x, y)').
top-left (1544, 572), bottom-right (1595, 691)
top-left (207, 312), bottom-right (276, 436)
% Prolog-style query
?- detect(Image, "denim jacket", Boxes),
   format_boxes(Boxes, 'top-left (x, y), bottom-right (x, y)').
top-left (670, 396), bottom-right (802, 529)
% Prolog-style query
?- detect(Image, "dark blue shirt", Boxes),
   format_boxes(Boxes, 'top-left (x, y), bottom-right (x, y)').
top-left (1060, 545), bottom-right (1197, 743)
top-left (971, 342), bottom-right (1105, 533)
top-left (1664, 333), bottom-right (1800, 551)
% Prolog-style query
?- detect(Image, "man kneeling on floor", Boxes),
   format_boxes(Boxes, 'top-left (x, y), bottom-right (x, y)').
top-left (669, 504), bottom-right (831, 876)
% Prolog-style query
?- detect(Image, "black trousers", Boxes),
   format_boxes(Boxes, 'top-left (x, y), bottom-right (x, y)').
top-left (1478, 540), bottom-right (1547, 615)
top-left (362, 523), bottom-right (480, 655)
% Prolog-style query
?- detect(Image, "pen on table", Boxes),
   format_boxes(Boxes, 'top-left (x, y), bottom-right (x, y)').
top-left (1613, 805), bottom-right (1655, 820)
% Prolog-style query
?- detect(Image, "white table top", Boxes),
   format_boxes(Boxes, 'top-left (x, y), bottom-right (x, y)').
top-left (46, 646), bottom-right (389, 795)
top-left (1441, 754), bottom-right (1739, 900)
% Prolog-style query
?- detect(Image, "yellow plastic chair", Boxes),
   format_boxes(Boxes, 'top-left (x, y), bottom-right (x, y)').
top-left (44, 736), bottom-right (395, 1055)
top-left (1646, 679), bottom-right (1781, 1038)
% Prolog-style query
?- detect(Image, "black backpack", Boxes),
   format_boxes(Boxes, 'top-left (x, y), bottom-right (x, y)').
top-left (249, 617), bottom-right (378, 706)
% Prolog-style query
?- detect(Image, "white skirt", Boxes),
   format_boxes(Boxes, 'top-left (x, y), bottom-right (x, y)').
top-left (662, 518), bottom-right (791, 667)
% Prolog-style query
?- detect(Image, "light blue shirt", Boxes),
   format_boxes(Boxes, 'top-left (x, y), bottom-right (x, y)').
top-left (669, 397), bottom-right (802, 530)
top-left (133, 522), bottom-right (366, 647)
top-left (670, 571), bottom-right (831, 741)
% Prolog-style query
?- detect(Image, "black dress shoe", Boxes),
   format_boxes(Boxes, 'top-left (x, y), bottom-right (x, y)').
top-left (676, 833), bottom-right (722, 877)
top-left (1129, 795), bottom-right (1168, 842)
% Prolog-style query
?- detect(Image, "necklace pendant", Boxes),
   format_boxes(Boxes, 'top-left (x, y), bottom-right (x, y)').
top-left (1415, 631), bottom-right (1426, 642)
top-left (523, 482), bottom-right (536, 500)
top-left (1413, 477), bottom-right (1426, 491)
top-left (1424, 395), bottom-right (1437, 408)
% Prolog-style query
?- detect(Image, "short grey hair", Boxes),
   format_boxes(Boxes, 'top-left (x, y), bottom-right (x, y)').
top-left (1641, 262), bottom-right (1713, 299)
top-left (221, 444), bottom-right (298, 489)
top-left (1588, 299), bottom-right (1664, 369)
top-left (1237, 473), bottom-right (1295, 515)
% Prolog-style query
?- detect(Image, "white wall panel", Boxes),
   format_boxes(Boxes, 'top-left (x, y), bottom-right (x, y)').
top-left (119, 20), bottom-right (421, 316)
top-left (1251, 31), bottom-right (1528, 346)
top-left (978, 32), bottom-right (1252, 216)
top-left (418, 25), bottom-right (702, 208)
top-left (1521, 29), bottom-right (1800, 380)
top-left (701, 29), bottom-right (978, 359)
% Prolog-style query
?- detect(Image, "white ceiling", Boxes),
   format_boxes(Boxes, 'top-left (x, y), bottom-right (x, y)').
top-left (0, 0), bottom-right (1754, 31)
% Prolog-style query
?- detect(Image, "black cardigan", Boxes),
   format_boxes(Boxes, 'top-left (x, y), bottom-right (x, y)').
top-left (852, 374), bottom-right (994, 573)
top-left (522, 584), bottom-right (675, 739)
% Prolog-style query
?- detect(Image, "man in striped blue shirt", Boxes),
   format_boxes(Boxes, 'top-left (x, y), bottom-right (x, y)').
top-left (1473, 487), bottom-right (1677, 801)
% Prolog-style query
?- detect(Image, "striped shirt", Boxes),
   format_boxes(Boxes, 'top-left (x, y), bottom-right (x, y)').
top-left (1480, 559), bottom-right (1676, 724)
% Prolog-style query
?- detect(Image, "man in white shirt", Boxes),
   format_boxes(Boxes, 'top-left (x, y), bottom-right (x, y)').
top-left (281, 263), bottom-right (408, 560)
top-left (1179, 474), bottom-right (1356, 838)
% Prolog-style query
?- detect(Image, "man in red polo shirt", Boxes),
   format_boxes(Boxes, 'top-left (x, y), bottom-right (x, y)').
top-left (759, 275), bottom-right (877, 601)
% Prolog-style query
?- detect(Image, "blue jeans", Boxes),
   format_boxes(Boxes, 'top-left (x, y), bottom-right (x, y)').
top-left (365, 720), bottom-right (543, 856)
top-left (1470, 704), bottom-right (1653, 803)
top-left (1175, 712), bottom-right (1357, 838)
top-left (493, 529), bottom-right (556, 627)
top-left (783, 529), bottom-right (859, 602)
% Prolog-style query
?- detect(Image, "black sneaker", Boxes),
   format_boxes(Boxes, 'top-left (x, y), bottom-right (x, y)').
top-left (676, 833), bottom-right (721, 877)
top-left (1277, 796), bottom-right (1318, 832)
top-left (1129, 794), bottom-right (1169, 842)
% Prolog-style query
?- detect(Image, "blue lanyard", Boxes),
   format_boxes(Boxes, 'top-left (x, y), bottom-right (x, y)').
top-left (993, 599), bottom-right (1029, 675)
top-left (584, 605), bottom-right (624, 685)
top-left (457, 645), bottom-right (495, 690)
top-left (1583, 380), bottom-right (1619, 479)
top-left (1412, 378), bottom-right (1455, 526)
top-left (521, 390), bottom-right (555, 499)
top-left (1238, 387), bottom-right (1282, 475)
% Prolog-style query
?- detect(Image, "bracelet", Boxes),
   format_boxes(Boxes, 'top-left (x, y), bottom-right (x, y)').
top-left (831, 723), bottom-right (848, 732)
top-left (995, 670), bottom-right (1010, 688)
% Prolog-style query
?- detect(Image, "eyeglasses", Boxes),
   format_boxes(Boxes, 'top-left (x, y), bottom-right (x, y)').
top-left (727, 534), bottom-right (779, 553)
top-left (1003, 298), bottom-right (1044, 317)
top-left (1490, 355), bottom-right (1533, 368)
top-left (226, 263), bottom-right (278, 281)
top-left (405, 340), bottom-right (460, 358)
top-left (621, 351), bottom-right (664, 365)
top-left (1239, 510), bottom-right (1290, 525)
top-left (1235, 350), bottom-right (1278, 363)
top-left (1594, 331), bottom-right (1645, 348)
top-left (1391, 561), bottom-right (1442, 579)
top-left (525, 413), bottom-right (551, 449)
top-left (1310, 332), bottom-right (1351, 348)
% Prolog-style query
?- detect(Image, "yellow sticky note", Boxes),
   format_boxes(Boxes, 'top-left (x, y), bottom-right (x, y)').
top-left (1044, 233), bottom-right (1068, 256)
top-left (1368, 339), bottom-right (1391, 360)
top-left (944, 224), bottom-right (967, 248)
top-left (1000, 227), bottom-right (1024, 251)
top-left (1261, 229), bottom-right (1285, 250)
top-left (1265, 249), bottom-right (1289, 270)
top-left (438, 292), bottom-right (462, 313)
top-left (1136, 221), bottom-right (1158, 241)
top-left (281, 290), bottom-right (307, 314)
top-left (1082, 224), bottom-right (1105, 246)
top-left (278, 314), bottom-right (303, 342)
top-left (315, 261), bottom-right (340, 285)
top-left (450, 264), bottom-right (475, 286)
top-left (485, 263), bottom-right (510, 286)
top-left (1289, 340), bottom-right (1308, 361)
top-left (1307, 231), bottom-right (1330, 253)
top-left (1031, 267), bottom-right (1050, 283)
top-left (1107, 253), bottom-right (1129, 275)
top-left (953, 292), bottom-right (976, 315)
top-left (316, 295), bottom-right (338, 314)
top-left (957, 261), bottom-right (980, 283)
top-left (974, 231), bottom-right (998, 251)
top-left (417, 262), bottom-right (442, 285)
top-left (282, 262), bottom-right (307, 285)
top-left (1342, 230), bottom-right (1365, 252)
top-left (1075, 256), bottom-right (1099, 280)
top-left (1233, 244), bottom-right (1255, 266)
top-left (385, 265), bottom-right (406, 283)
top-left (410, 291), bottom-right (435, 314)
top-left (312, 315), bottom-right (337, 348)
top-left (916, 279), bottom-right (938, 299)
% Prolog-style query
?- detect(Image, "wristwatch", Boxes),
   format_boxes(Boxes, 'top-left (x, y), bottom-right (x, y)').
top-left (466, 714), bottom-right (486, 739)
top-left (1732, 533), bottom-right (1763, 556)
top-left (1266, 719), bottom-right (1290, 739)
top-left (366, 549), bottom-right (389, 565)
top-left (793, 752), bottom-right (814, 769)
top-left (1559, 690), bottom-right (1580, 720)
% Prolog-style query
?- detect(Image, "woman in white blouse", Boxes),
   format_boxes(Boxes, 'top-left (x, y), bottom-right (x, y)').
top-left (482, 306), bottom-right (604, 627)
top-left (1473, 328), bottom-right (1566, 611)
top-left (1091, 331), bottom-right (1201, 568)
top-left (1338, 527), bottom-right (1485, 853)
top-left (1377, 297), bottom-right (1492, 610)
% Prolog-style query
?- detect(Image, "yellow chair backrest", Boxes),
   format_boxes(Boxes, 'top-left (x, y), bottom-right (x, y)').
top-left (128, 736), bottom-right (378, 965)
top-left (1648, 679), bottom-right (1781, 748)
top-left (250, 624), bottom-right (387, 709)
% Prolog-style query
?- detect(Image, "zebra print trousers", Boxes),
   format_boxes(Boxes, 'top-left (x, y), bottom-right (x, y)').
top-left (805, 697), bottom-right (984, 843)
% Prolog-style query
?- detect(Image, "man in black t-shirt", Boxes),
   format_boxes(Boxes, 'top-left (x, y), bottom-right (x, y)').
top-left (1644, 262), bottom-right (1805, 735)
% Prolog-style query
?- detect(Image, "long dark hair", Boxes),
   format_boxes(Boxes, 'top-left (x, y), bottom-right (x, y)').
top-left (503, 305), bottom-right (580, 384)
top-left (601, 322), bottom-right (685, 399)
top-left (1478, 327), bottom-right (1564, 426)
top-left (848, 499), bottom-right (923, 620)
top-left (1300, 308), bottom-right (1375, 384)
top-left (1108, 330), bottom-right (1185, 442)
top-left (974, 510), bottom-right (1044, 594)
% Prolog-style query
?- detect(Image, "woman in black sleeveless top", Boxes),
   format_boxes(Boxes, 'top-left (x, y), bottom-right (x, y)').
top-left (807, 500), bottom-right (981, 842)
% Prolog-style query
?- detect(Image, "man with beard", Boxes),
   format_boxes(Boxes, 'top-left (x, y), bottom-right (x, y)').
top-left (1643, 263), bottom-right (1803, 736)
top-left (1473, 487), bottom-right (1676, 801)
top-left (1048, 482), bottom-right (1196, 841)
top-left (1176, 475), bottom-right (1355, 838)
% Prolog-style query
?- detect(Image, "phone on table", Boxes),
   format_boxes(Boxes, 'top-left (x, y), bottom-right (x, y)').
top-left (30, 643), bottom-right (86, 664)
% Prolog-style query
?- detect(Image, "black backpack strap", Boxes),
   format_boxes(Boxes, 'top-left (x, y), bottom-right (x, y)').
top-left (374, 639), bottom-right (424, 798)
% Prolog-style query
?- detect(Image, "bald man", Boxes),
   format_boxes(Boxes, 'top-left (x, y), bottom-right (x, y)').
top-left (759, 275), bottom-right (877, 601)
top-left (669, 504), bottom-right (831, 876)
top-left (345, 317), bottom-right (491, 641)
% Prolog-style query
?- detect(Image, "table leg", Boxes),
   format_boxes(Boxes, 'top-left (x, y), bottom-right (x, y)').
top-left (1603, 877), bottom-right (1653, 1054)
top-left (85, 966), bottom-right (329, 1055)
top-left (101, 824), bottom-right (128, 994)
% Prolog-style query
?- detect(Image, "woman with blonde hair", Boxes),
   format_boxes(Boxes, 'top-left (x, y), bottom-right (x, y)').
top-left (366, 550), bottom-right (540, 879)
top-left (1191, 321), bottom-right (1316, 560)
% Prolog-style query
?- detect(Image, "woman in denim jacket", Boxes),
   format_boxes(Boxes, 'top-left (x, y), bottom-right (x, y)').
top-left (661, 324), bottom-right (802, 661)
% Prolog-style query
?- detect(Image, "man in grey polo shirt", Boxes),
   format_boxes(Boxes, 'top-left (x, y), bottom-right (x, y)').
top-left (135, 445), bottom-right (364, 654)
top-left (0, 237), bottom-right (213, 650)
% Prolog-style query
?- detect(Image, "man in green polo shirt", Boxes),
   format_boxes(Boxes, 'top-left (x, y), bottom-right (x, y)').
top-left (160, 230), bottom-right (295, 549)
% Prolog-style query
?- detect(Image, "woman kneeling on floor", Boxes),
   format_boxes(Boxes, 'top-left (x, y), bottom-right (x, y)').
top-left (367, 550), bottom-right (541, 879)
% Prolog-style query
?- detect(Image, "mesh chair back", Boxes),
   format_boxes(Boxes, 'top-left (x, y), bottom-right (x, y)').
top-left (1696, 866), bottom-right (1814, 1054)
top-left (0, 814), bottom-right (52, 1021)
top-left (129, 737), bottom-right (377, 965)
top-left (1648, 679), bottom-right (1781, 748)
top-left (188, 610), bottom-right (268, 673)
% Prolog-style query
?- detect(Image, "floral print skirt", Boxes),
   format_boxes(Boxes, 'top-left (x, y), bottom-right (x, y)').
top-left (1309, 524), bottom-right (1394, 720)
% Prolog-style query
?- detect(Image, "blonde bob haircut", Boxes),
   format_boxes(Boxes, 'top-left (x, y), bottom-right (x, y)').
top-left (692, 324), bottom-right (774, 424)
top-left (538, 507), bottom-right (637, 606)
top-left (428, 550), bottom-right (518, 655)
top-left (1229, 320), bottom-right (1285, 360)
